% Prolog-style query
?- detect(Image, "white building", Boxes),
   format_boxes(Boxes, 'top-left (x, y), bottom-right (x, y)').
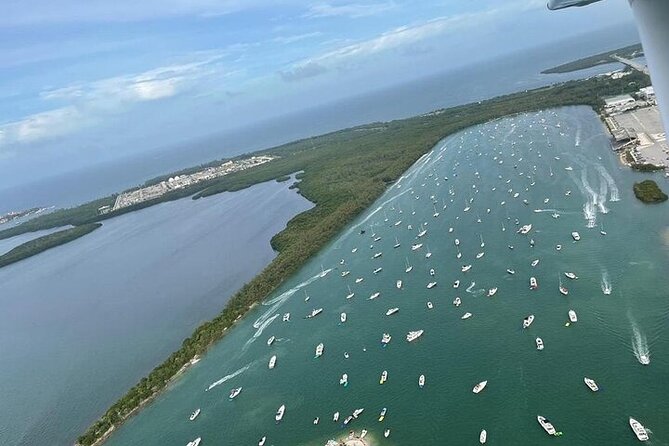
top-left (604, 94), bottom-right (636, 114)
top-left (639, 86), bottom-right (656, 102)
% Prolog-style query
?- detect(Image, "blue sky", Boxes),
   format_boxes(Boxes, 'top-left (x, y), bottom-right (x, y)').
top-left (0, 0), bottom-right (634, 186)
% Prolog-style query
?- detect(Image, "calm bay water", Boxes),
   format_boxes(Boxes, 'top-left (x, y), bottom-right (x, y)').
top-left (0, 179), bottom-right (312, 446)
top-left (105, 106), bottom-right (668, 446)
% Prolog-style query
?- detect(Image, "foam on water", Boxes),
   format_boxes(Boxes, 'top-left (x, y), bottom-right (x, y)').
top-left (596, 165), bottom-right (620, 202)
top-left (205, 363), bottom-right (252, 392)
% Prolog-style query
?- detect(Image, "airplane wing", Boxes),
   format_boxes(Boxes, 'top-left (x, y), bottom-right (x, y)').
top-left (547, 0), bottom-right (604, 10)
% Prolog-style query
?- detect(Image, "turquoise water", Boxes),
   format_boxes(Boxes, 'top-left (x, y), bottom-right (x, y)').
top-left (106, 107), bottom-right (669, 446)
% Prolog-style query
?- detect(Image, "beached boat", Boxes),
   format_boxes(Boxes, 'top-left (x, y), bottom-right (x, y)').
top-left (536, 337), bottom-right (544, 350)
top-left (472, 380), bottom-right (488, 393)
top-left (406, 330), bottom-right (424, 342)
top-left (537, 415), bottom-right (557, 436)
top-left (523, 315), bottom-right (535, 329)
top-left (189, 408), bottom-right (201, 421)
top-left (386, 308), bottom-right (399, 316)
top-left (629, 417), bottom-right (649, 441)
top-left (584, 377), bottom-right (599, 392)
top-left (315, 343), bottom-right (324, 358)
top-left (268, 355), bottom-right (277, 369)
top-left (275, 404), bottom-right (285, 422)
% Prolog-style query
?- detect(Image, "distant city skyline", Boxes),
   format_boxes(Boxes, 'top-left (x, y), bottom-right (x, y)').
top-left (1, 0), bottom-right (633, 187)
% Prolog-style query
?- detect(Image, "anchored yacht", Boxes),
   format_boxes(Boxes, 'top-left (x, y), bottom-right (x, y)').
top-left (629, 417), bottom-right (649, 441)
top-left (537, 415), bottom-right (557, 436)
top-left (386, 308), bottom-right (399, 316)
top-left (189, 408), bottom-right (201, 421)
top-left (406, 330), bottom-right (424, 342)
top-left (523, 315), bottom-right (535, 329)
top-left (584, 377), bottom-right (599, 392)
top-left (275, 404), bottom-right (285, 423)
top-left (315, 343), bottom-right (324, 358)
top-left (536, 337), bottom-right (544, 350)
top-left (268, 355), bottom-right (277, 369)
top-left (472, 380), bottom-right (488, 393)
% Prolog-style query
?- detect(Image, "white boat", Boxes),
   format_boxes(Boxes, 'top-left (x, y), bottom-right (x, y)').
top-left (568, 310), bottom-right (577, 323)
top-left (556, 244), bottom-right (562, 251)
top-left (373, 267), bottom-right (383, 274)
top-left (462, 264), bottom-right (472, 272)
top-left (378, 407), bottom-right (387, 422)
top-left (307, 308), bottom-right (323, 318)
top-left (353, 408), bottom-right (364, 418)
top-left (461, 312), bottom-right (472, 320)
top-left (313, 417), bottom-right (319, 425)
top-left (629, 417), bottom-right (649, 441)
top-left (343, 415), bottom-right (353, 425)
top-left (429, 268), bottom-right (435, 276)
top-left (275, 404), bottom-right (286, 422)
top-left (411, 243), bottom-right (423, 251)
top-left (537, 415), bottom-right (557, 436)
top-left (472, 380), bottom-right (488, 393)
top-left (341, 270), bottom-right (350, 277)
top-left (393, 237), bottom-right (401, 248)
top-left (419, 374), bottom-right (425, 388)
top-left (315, 343), bottom-right (324, 358)
top-left (417, 225), bottom-right (427, 237)
top-left (187, 438), bottom-right (202, 446)
top-left (425, 248), bottom-right (432, 258)
top-left (518, 224), bottom-right (533, 234)
top-left (405, 257), bottom-right (413, 273)
top-left (427, 281), bottom-right (437, 289)
top-left (257, 436), bottom-right (267, 445)
top-left (536, 337), bottom-right (544, 350)
top-left (639, 354), bottom-right (650, 365)
top-left (373, 252), bottom-right (382, 259)
top-left (355, 277), bottom-right (364, 283)
top-left (396, 280), bottom-right (402, 289)
top-left (381, 333), bottom-right (392, 345)
top-left (340, 312), bottom-right (347, 323)
top-left (565, 272), bottom-right (578, 280)
top-left (189, 408), bottom-right (201, 421)
top-left (523, 315), bottom-right (535, 329)
top-left (386, 308), bottom-right (399, 316)
top-left (565, 166), bottom-right (573, 171)
top-left (267, 336), bottom-right (275, 346)
top-left (229, 387), bottom-right (242, 399)
top-left (476, 252), bottom-right (485, 259)
top-left (268, 355), bottom-right (277, 369)
top-left (406, 330), bottom-right (424, 342)
top-left (346, 286), bottom-right (355, 300)
top-left (480, 429), bottom-right (487, 444)
top-left (384, 429), bottom-right (391, 438)
top-left (559, 276), bottom-right (569, 295)
top-left (282, 312), bottom-right (290, 322)
top-left (379, 370), bottom-right (388, 384)
top-left (584, 377), bottom-right (599, 392)
top-left (531, 259), bottom-right (539, 267)
top-left (360, 429), bottom-right (368, 439)
top-left (453, 297), bottom-right (461, 306)
top-left (487, 288), bottom-right (498, 297)
top-left (427, 301), bottom-right (433, 309)
top-left (571, 231), bottom-right (581, 241)
top-left (530, 277), bottom-right (538, 290)
top-left (507, 269), bottom-right (515, 275)
top-left (369, 291), bottom-right (380, 300)
top-left (340, 374), bottom-right (348, 386)
top-left (455, 238), bottom-right (460, 246)
top-left (333, 412), bottom-right (340, 422)
top-left (480, 235), bottom-right (485, 248)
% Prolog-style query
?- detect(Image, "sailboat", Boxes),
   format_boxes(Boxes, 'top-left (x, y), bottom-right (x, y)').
top-left (393, 237), bottom-right (401, 248)
top-left (405, 257), bottom-right (413, 273)
top-left (480, 234), bottom-right (485, 248)
top-left (346, 286), bottom-right (355, 300)
top-left (600, 222), bottom-right (607, 236)
top-left (425, 245), bottom-right (432, 258)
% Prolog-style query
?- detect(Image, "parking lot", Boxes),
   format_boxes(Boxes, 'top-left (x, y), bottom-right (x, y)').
top-left (614, 106), bottom-right (668, 165)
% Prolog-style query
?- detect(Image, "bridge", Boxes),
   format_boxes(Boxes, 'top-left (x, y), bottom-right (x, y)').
top-left (611, 55), bottom-right (650, 76)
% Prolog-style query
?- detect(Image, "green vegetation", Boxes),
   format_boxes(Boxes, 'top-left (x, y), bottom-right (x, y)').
top-left (275, 174), bottom-right (291, 182)
top-left (542, 43), bottom-right (643, 74)
top-left (26, 71), bottom-right (643, 446)
top-left (631, 163), bottom-right (665, 172)
top-left (633, 180), bottom-right (668, 203)
top-left (0, 223), bottom-right (101, 269)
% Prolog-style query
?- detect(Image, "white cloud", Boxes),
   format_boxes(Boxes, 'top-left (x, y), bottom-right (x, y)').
top-left (272, 32), bottom-right (323, 45)
top-left (0, 106), bottom-right (88, 146)
top-left (304, 1), bottom-right (397, 18)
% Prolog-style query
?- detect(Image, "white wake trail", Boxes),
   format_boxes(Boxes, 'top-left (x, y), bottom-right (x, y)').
top-left (206, 363), bottom-right (251, 392)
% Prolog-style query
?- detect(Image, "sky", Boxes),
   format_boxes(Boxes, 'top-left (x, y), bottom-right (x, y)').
top-left (0, 0), bottom-right (635, 188)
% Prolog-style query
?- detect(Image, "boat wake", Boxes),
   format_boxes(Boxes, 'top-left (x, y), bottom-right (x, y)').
top-left (206, 363), bottom-right (251, 392)
top-left (465, 281), bottom-right (476, 293)
top-left (596, 165), bottom-right (620, 202)
top-left (580, 170), bottom-right (598, 228)
top-left (630, 319), bottom-right (650, 365)
top-left (601, 271), bottom-right (612, 295)
top-left (597, 178), bottom-right (609, 214)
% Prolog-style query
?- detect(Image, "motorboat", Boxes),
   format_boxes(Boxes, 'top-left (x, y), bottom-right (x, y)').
top-left (419, 374), bottom-right (425, 388)
top-left (378, 407), bottom-right (387, 422)
top-left (282, 312), bottom-right (290, 322)
top-left (360, 430), bottom-right (368, 439)
top-left (480, 429), bottom-right (487, 444)
top-left (369, 292), bottom-right (380, 300)
top-left (346, 286), bottom-right (355, 299)
top-left (537, 415), bottom-right (557, 436)
top-left (571, 231), bottom-right (581, 241)
top-left (315, 343), bottom-right (324, 358)
top-left (476, 252), bottom-right (485, 259)
top-left (517, 224), bottom-right (532, 234)
top-left (536, 337), bottom-right (544, 350)
top-left (480, 235), bottom-right (485, 248)
top-left (523, 315), bottom-right (535, 329)
top-left (462, 264), bottom-right (472, 272)
top-left (455, 238), bottom-right (460, 246)
top-left (229, 387), bottom-right (242, 400)
top-left (453, 297), bottom-right (461, 307)
top-left (343, 415), bottom-right (353, 425)
top-left (340, 312), bottom-right (347, 323)
top-left (405, 258), bottom-right (413, 273)
top-left (568, 310), bottom-right (577, 323)
top-left (427, 301), bottom-right (433, 309)
top-left (565, 272), bottom-right (578, 280)
top-left (396, 280), bottom-right (403, 289)
top-left (472, 380), bottom-right (488, 393)
top-left (393, 238), bottom-right (401, 248)
top-left (556, 244), bottom-right (562, 251)
top-left (313, 417), bottom-right (319, 425)
top-left (379, 370), bottom-right (388, 384)
top-left (189, 408), bottom-right (201, 421)
top-left (306, 308), bottom-right (323, 318)
top-left (187, 438), bottom-right (202, 446)
top-left (267, 336), bottom-right (275, 346)
top-left (355, 277), bottom-right (364, 283)
top-left (530, 277), bottom-right (538, 289)
top-left (429, 268), bottom-right (435, 276)
top-left (411, 243), bottom-right (423, 251)
top-left (333, 412), bottom-right (340, 422)
top-left (487, 288), bottom-right (498, 297)
top-left (373, 252), bottom-right (382, 259)
top-left (268, 355), bottom-right (277, 369)
top-left (406, 330), bottom-right (424, 342)
top-left (629, 417), bottom-right (649, 441)
top-left (639, 354), bottom-right (650, 365)
top-left (275, 404), bottom-right (286, 422)
top-left (381, 333), bottom-right (392, 345)
top-left (507, 269), bottom-right (515, 275)
top-left (341, 270), bottom-right (350, 277)
top-left (373, 267), bottom-right (383, 274)
top-left (384, 429), bottom-right (391, 438)
top-left (454, 280), bottom-right (460, 288)
top-left (353, 408), bottom-right (364, 418)
top-left (461, 312), bottom-right (472, 320)
top-left (584, 377), bottom-right (599, 392)
top-left (340, 373), bottom-right (348, 386)
top-left (427, 281), bottom-right (437, 289)
top-left (531, 259), bottom-right (539, 267)
top-left (559, 279), bottom-right (569, 296)
top-left (386, 308), bottom-right (399, 316)
top-left (425, 249), bottom-right (432, 258)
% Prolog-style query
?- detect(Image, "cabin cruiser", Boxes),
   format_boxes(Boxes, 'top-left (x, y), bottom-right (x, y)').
top-left (530, 277), bottom-right (538, 289)
top-left (373, 252), bottom-right (382, 259)
top-left (369, 292), bottom-right (380, 300)
top-left (282, 312), bottom-right (290, 322)
top-left (507, 269), bottom-right (515, 275)
top-left (315, 343), bottom-right (324, 358)
top-left (187, 438), bottom-right (202, 446)
top-left (453, 297), bottom-right (462, 307)
top-left (568, 310), bottom-right (577, 323)
top-left (454, 280), bottom-right (460, 288)
top-left (229, 387), bottom-right (242, 399)
top-left (462, 264), bottom-right (472, 272)
top-left (307, 308), bottom-right (323, 318)
top-left (523, 315), bottom-right (535, 329)
top-left (531, 259), bottom-right (539, 267)
top-left (381, 333), bottom-right (392, 345)
top-left (340, 312), bottom-right (347, 323)
top-left (536, 337), bottom-right (544, 350)
top-left (427, 281), bottom-right (437, 289)
top-left (378, 407), bottom-right (387, 422)
top-left (427, 301), bottom-right (434, 309)
top-left (267, 336), bottom-right (275, 346)
top-left (275, 404), bottom-right (286, 422)
top-left (406, 330), bottom-right (424, 342)
top-left (487, 288), bottom-right (498, 297)
top-left (480, 429), bottom-right (487, 444)
top-left (419, 374), bottom-right (425, 388)
top-left (629, 417), bottom-right (649, 441)
top-left (472, 380), bottom-right (488, 393)
top-left (386, 307), bottom-right (399, 316)
top-left (268, 355), bottom-right (277, 369)
top-left (564, 272), bottom-right (578, 280)
top-left (373, 267), bottom-right (383, 274)
top-left (461, 312), bottom-right (472, 320)
top-left (571, 231), bottom-right (581, 241)
top-left (340, 374), bottom-right (348, 386)
top-left (537, 416), bottom-right (557, 436)
top-left (190, 408), bottom-right (201, 421)
top-left (379, 370), bottom-right (388, 384)
top-left (584, 377), bottom-right (599, 392)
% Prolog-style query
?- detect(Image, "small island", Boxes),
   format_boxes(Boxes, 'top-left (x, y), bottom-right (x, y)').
top-left (542, 43), bottom-right (643, 74)
top-left (633, 180), bottom-right (668, 203)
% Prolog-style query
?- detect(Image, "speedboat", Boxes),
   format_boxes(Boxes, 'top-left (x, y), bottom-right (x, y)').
top-left (379, 370), bottom-right (388, 384)
top-left (462, 264), bottom-right (472, 272)
top-left (568, 310), bottom-right (577, 323)
top-left (536, 337), bottom-right (544, 350)
top-left (537, 415), bottom-right (557, 436)
top-left (476, 251), bottom-right (485, 259)
top-left (453, 297), bottom-right (461, 307)
top-left (396, 280), bottom-right (403, 289)
top-left (381, 333), bottom-right (392, 345)
top-left (369, 291), bottom-right (380, 300)
top-left (189, 408), bottom-right (201, 421)
top-left (531, 259), bottom-right (539, 267)
top-left (353, 408), bottom-right (364, 418)
top-left (565, 272), bottom-right (578, 280)
top-left (373, 267), bottom-right (383, 274)
top-left (384, 429), bottom-right (391, 438)
top-left (275, 404), bottom-right (286, 422)
top-left (229, 387), bottom-right (242, 400)
top-left (523, 315), bottom-right (535, 329)
top-left (187, 438), bottom-right (202, 446)
top-left (386, 307), bottom-right (399, 316)
top-left (639, 354), bottom-right (650, 365)
top-left (487, 288), bottom-right (498, 297)
top-left (406, 330), bottom-right (424, 342)
top-left (378, 407), bottom-right (387, 422)
top-left (571, 231), bottom-right (581, 241)
top-left (341, 270), bottom-right (350, 277)
top-left (507, 269), bottom-right (515, 275)
top-left (340, 373), bottom-right (348, 386)
top-left (373, 252), bottom-right (382, 259)
top-left (454, 280), bottom-right (460, 288)
top-left (584, 377), bottom-right (599, 392)
top-left (355, 277), bottom-right (364, 283)
top-left (480, 429), bottom-right (487, 444)
top-left (419, 374), bottom-right (425, 388)
top-left (333, 412), bottom-right (340, 422)
top-left (282, 312), bottom-right (290, 322)
top-left (411, 243), bottom-right (423, 251)
top-left (267, 336), bottom-right (275, 346)
top-left (340, 312), bottom-right (347, 323)
top-left (427, 301), bottom-right (433, 309)
top-left (472, 380), bottom-right (488, 393)
top-left (268, 355), bottom-right (277, 369)
top-left (530, 277), bottom-right (538, 289)
top-left (427, 281), bottom-right (437, 289)
top-left (461, 312), bottom-right (472, 320)
top-left (629, 417), bottom-right (649, 441)
top-left (306, 308), bottom-right (323, 318)
top-left (315, 343), bottom-right (324, 358)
